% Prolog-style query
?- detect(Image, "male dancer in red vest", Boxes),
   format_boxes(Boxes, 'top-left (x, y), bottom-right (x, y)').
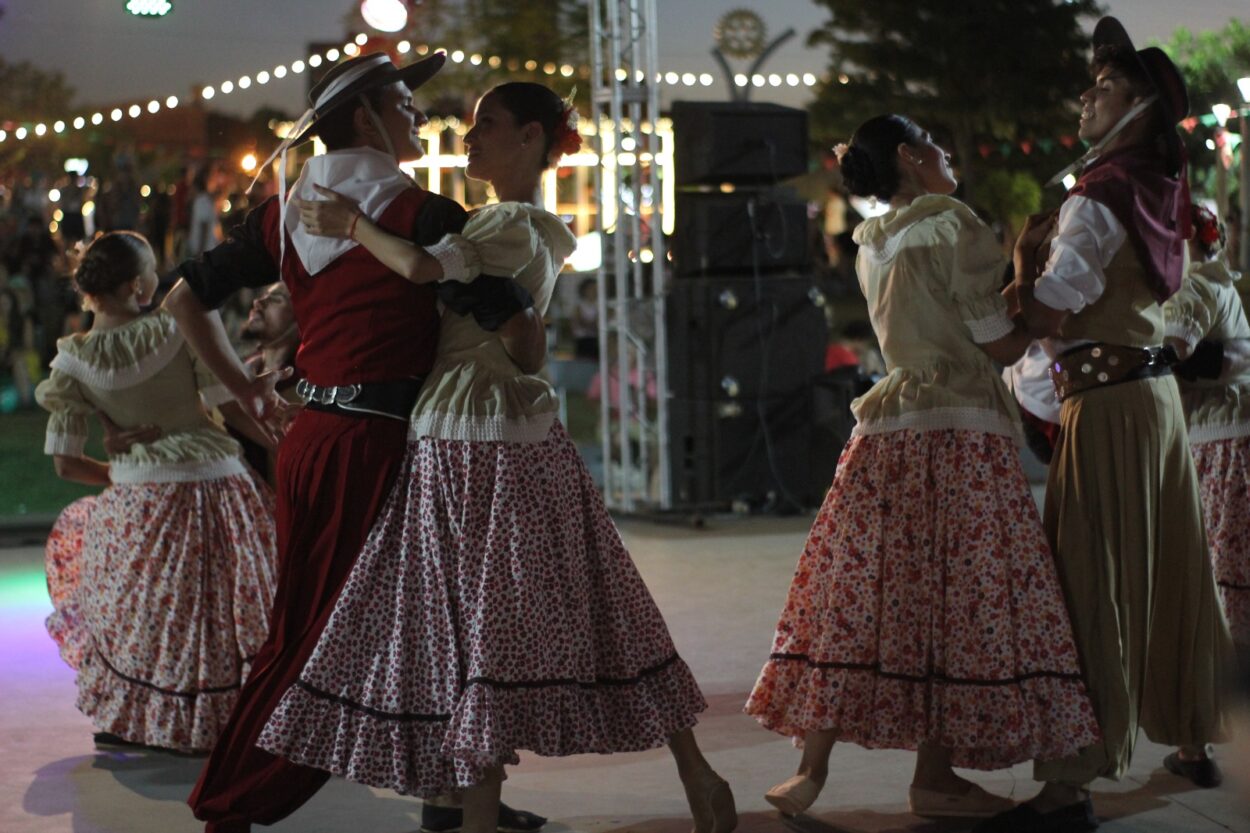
top-left (166, 51), bottom-right (544, 833)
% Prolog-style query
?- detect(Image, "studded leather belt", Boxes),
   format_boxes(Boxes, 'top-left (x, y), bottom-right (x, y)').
top-left (1049, 343), bottom-right (1174, 402)
top-left (295, 377), bottom-right (424, 421)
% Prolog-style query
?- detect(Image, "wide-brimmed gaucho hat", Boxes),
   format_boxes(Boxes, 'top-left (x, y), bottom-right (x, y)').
top-left (245, 49), bottom-right (448, 269)
top-left (1091, 16), bottom-right (1189, 124)
top-left (1047, 17), bottom-right (1191, 186)
top-left (288, 51), bottom-right (447, 146)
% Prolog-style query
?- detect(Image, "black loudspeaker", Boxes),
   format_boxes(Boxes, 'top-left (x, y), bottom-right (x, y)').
top-left (672, 101), bottom-right (809, 186)
top-left (673, 190), bottom-right (809, 277)
top-left (667, 101), bottom-right (824, 511)
top-left (669, 392), bottom-right (820, 509)
top-left (667, 276), bottom-right (828, 400)
top-left (665, 275), bottom-right (852, 511)
top-left (811, 367), bottom-right (869, 470)
top-left (667, 371), bottom-right (861, 511)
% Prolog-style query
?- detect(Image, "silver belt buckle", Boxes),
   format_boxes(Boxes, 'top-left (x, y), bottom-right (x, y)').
top-left (295, 378), bottom-right (316, 403)
top-left (295, 380), bottom-right (361, 405)
top-left (333, 384), bottom-right (360, 403)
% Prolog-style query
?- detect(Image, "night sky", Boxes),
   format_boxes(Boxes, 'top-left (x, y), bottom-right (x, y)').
top-left (0, 0), bottom-right (1245, 118)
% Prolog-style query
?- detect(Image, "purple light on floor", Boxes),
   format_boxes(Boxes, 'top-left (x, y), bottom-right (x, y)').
top-left (0, 563), bottom-right (68, 685)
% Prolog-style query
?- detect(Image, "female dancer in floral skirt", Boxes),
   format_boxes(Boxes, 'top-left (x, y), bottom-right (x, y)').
top-left (746, 115), bottom-right (1100, 819)
top-left (256, 82), bottom-right (736, 833)
top-left (1164, 205), bottom-right (1250, 654)
top-left (37, 231), bottom-right (277, 752)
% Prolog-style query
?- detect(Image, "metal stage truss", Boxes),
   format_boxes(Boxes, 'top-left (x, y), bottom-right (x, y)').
top-left (589, 0), bottom-right (671, 512)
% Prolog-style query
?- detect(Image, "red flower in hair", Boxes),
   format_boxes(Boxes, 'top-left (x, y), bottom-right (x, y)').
top-left (1199, 222), bottom-right (1221, 246)
top-left (1191, 205), bottom-right (1222, 248)
top-left (550, 103), bottom-right (582, 159)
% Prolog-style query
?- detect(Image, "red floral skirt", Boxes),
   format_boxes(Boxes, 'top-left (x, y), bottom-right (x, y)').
top-left (44, 473), bottom-right (277, 752)
top-left (745, 429), bottom-right (1100, 769)
top-left (1193, 436), bottom-right (1250, 649)
top-left (258, 421), bottom-right (705, 796)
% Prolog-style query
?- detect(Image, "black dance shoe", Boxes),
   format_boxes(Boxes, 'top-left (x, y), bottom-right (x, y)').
top-left (92, 731), bottom-right (143, 748)
top-left (971, 799), bottom-right (1098, 833)
top-left (421, 801), bottom-right (548, 833)
top-left (1164, 751), bottom-right (1224, 788)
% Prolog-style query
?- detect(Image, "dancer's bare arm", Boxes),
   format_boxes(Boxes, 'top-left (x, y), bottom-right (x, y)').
top-left (296, 185), bottom-right (445, 284)
top-left (1010, 214), bottom-right (1070, 338)
top-left (52, 454), bottom-right (110, 486)
top-left (977, 326), bottom-right (1035, 367)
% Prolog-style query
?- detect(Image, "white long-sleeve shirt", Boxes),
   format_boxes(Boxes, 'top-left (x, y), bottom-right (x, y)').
top-left (1032, 196), bottom-right (1128, 357)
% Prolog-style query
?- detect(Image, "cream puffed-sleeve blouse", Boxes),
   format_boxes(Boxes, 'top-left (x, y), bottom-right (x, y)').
top-left (1164, 256), bottom-right (1250, 443)
top-left (414, 202), bottom-right (578, 443)
top-left (849, 194), bottom-right (1021, 439)
top-left (35, 309), bottom-right (246, 483)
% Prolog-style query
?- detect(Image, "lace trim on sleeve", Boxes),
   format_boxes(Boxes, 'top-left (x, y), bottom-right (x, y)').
top-left (45, 431), bottom-right (87, 457)
top-left (427, 235), bottom-right (474, 283)
top-left (965, 311), bottom-right (1016, 344)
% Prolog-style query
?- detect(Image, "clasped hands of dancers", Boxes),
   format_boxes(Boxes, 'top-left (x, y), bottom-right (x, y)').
top-left (36, 15), bottom-right (1238, 833)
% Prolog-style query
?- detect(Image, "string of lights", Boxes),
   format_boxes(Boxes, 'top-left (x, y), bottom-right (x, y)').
top-left (125, 0), bottom-right (174, 17)
top-left (0, 34), bottom-right (822, 145)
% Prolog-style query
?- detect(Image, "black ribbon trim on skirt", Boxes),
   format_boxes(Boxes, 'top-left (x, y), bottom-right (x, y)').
top-left (295, 679), bottom-right (451, 722)
top-left (465, 653), bottom-right (680, 689)
top-left (92, 648), bottom-right (245, 699)
top-left (293, 652), bottom-right (683, 722)
top-left (768, 653), bottom-right (1084, 686)
top-left (1219, 580), bottom-right (1250, 591)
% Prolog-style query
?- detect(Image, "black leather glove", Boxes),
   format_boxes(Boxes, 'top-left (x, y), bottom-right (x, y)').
top-left (435, 275), bottom-right (535, 332)
top-left (1173, 339), bottom-right (1224, 382)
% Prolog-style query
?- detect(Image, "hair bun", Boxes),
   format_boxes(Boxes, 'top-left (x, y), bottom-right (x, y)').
top-left (74, 250), bottom-right (108, 296)
top-left (838, 144), bottom-right (880, 199)
top-left (71, 231), bottom-right (150, 299)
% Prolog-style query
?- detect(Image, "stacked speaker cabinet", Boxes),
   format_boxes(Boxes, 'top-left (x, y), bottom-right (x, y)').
top-left (671, 101), bottom-right (810, 281)
top-left (667, 101), bottom-right (841, 511)
top-left (666, 275), bottom-right (834, 509)
top-left (672, 102), bottom-right (810, 188)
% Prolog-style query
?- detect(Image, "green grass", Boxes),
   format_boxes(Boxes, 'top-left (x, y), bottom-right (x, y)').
top-left (0, 411), bottom-right (103, 520)
top-left (563, 391), bottom-right (599, 445)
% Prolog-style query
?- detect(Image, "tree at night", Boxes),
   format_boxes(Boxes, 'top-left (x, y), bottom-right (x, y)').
top-left (1157, 20), bottom-right (1250, 204)
top-left (805, 0), bottom-right (1102, 205)
top-left (0, 57), bottom-right (78, 172)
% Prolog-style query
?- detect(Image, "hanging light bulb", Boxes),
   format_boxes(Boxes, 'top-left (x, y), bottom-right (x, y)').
top-left (360, 0), bottom-right (408, 33)
top-left (126, 0), bottom-right (173, 17)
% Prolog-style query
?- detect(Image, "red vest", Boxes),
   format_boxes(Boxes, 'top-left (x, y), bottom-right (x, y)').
top-left (259, 188), bottom-right (441, 386)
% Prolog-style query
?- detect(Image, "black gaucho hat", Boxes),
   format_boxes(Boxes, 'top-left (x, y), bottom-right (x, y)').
top-left (1092, 16), bottom-right (1189, 124)
top-left (288, 51), bottom-right (446, 146)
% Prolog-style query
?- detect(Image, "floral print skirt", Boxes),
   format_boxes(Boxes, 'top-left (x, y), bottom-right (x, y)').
top-left (257, 421), bottom-right (706, 797)
top-left (44, 495), bottom-right (96, 666)
top-left (745, 428), bottom-right (1100, 770)
top-left (44, 472), bottom-right (277, 753)
top-left (1193, 435), bottom-right (1250, 649)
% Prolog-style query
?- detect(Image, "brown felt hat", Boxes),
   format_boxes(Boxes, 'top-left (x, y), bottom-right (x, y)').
top-left (289, 51), bottom-right (446, 145)
top-left (1092, 16), bottom-right (1189, 124)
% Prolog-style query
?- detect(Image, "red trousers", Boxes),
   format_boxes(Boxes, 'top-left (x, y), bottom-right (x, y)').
top-left (188, 410), bottom-right (409, 831)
